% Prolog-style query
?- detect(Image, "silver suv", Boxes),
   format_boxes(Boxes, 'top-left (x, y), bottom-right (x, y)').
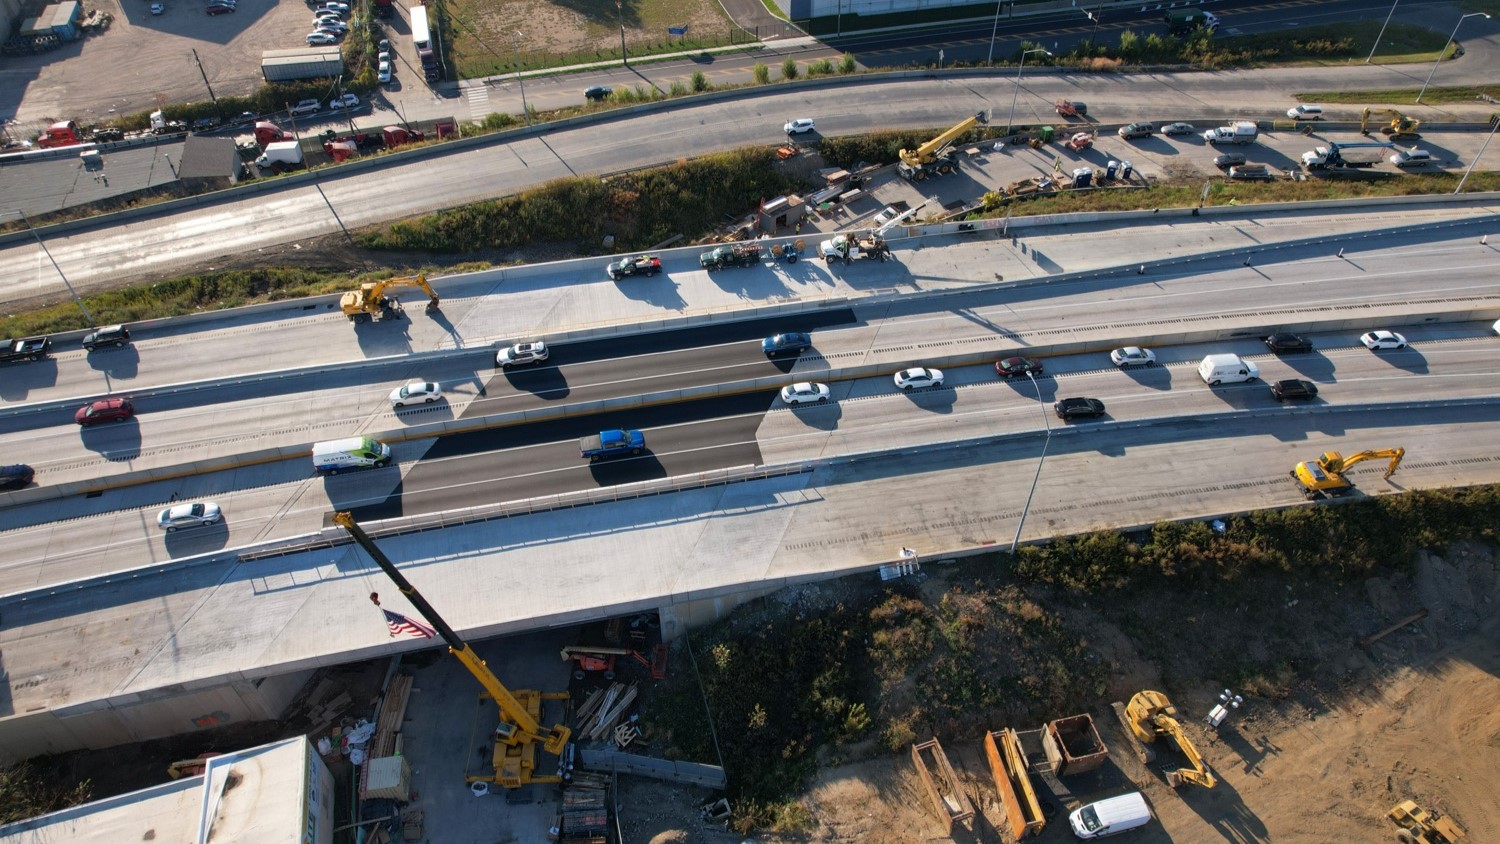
top-left (497, 341), bottom-right (550, 367)
top-left (289, 99), bottom-right (321, 117)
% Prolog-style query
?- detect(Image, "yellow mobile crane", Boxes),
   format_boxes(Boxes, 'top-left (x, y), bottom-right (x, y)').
top-left (1116, 691), bottom-right (1217, 788)
top-left (333, 511), bottom-right (571, 789)
top-left (898, 112), bottom-right (987, 181)
top-left (1292, 448), bottom-right (1404, 499)
top-left (1360, 108), bottom-right (1422, 140)
top-left (339, 274), bottom-right (441, 324)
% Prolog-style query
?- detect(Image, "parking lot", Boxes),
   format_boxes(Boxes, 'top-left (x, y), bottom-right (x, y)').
top-left (2, 0), bottom-right (409, 129)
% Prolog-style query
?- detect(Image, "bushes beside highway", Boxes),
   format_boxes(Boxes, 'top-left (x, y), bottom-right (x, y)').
top-left (650, 485), bottom-right (1500, 831)
top-left (357, 148), bottom-right (813, 253)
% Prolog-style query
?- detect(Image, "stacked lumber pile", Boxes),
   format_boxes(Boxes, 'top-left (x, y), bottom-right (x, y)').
top-left (559, 772), bottom-right (610, 842)
top-left (575, 682), bottom-right (637, 742)
top-left (368, 674), bottom-right (414, 758)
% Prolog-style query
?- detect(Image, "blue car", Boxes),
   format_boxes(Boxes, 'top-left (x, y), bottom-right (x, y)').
top-left (762, 332), bottom-right (811, 356)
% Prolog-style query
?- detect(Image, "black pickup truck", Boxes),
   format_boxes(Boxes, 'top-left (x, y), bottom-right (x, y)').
top-left (0, 337), bottom-right (52, 364)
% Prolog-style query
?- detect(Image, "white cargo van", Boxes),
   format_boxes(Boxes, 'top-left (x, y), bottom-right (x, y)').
top-left (1198, 353), bottom-right (1260, 386)
top-left (313, 437), bottom-right (392, 474)
top-left (1070, 792), bottom-right (1152, 839)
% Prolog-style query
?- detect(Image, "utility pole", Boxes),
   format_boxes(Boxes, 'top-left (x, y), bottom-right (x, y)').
top-left (616, 0), bottom-right (627, 66)
top-left (191, 49), bottom-right (219, 115)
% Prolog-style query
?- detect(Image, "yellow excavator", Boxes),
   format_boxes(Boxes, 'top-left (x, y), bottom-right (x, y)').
top-left (1360, 108), bottom-right (1422, 140)
top-left (1389, 800), bottom-right (1466, 843)
top-left (339, 273), bottom-right (440, 324)
top-left (1116, 691), bottom-right (1217, 788)
top-left (898, 111), bottom-right (987, 181)
top-left (334, 512), bottom-right (571, 789)
top-left (1291, 448), bottom-right (1404, 499)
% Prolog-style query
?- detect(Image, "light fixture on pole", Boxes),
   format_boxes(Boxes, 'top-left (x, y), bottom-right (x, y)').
top-left (510, 31), bottom-right (529, 124)
top-left (1005, 48), bottom-right (1050, 137)
top-left (1206, 689), bottom-right (1244, 729)
top-left (1366, 0), bottom-right (1400, 63)
top-left (1417, 13), bottom-right (1489, 103)
top-left (616, 0), bottom-right (627, 67)
top-left (1010, 369), bottom-right (1052, 554)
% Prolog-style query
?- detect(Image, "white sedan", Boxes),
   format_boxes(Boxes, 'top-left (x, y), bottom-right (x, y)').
top-left (328, 93), bottom-right (360, 110)
top-left (1361, 330), bottom-right (1407, 350)
top-left (894, 367), bottom-right (944, 390)
top-left (389, 381), bottom-right (443, 407)
top-left (157, 501), bottom-right (222, 531)
top-left (780, 382), bottom-right (831, 405)
top-left (1110, 346), bottom-right (1157, 368)
top-left (783, 118), bottom-right (815, 135)
top-left (497, 340), bottom-right (549, 367)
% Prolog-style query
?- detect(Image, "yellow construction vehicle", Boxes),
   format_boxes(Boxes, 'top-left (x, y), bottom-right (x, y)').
top-left (1291, 448), bottom-right (1404, 499)
top-left (1360, 108), bottom-right (1422, 140)
top-left (898, 111), bottom-right (987, 181)
top-left (1389, 800), bottom-right (1466, 843)
top-left (333, 512), bottom-right (571, 789)
top-left (1118, 691), bottom-right (1217, 788)
top-left (339, 273), bottom-right (440, 324)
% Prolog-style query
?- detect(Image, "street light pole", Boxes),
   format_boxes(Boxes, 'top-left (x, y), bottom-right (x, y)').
top-left (616, 0), bottom-right (627, 67)
top-left (510, 31), bottom-right (529, 124)
top-left (12, 211), bottom-right (94, 326)
top-left (1366, 0), bottom-right (1399, 63)
top-left (1005, 48), bottom-right (1049, 137)
top-left (1417, 13), bottom-right (1489, 103)
top-left (986, 0), bottom-right (1004, 66)
top-left (1010, 370), bottom-right (1052, 554)
top-left (1455, 115), bottom-right (1499, 194)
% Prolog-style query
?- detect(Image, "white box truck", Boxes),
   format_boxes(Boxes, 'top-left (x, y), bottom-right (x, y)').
top-left (313, 436), bottom-right (391, 474)
top-left (254, 140), bottom-right (304, 171)
top-left (1198, 353), bottom-right (1260, 386)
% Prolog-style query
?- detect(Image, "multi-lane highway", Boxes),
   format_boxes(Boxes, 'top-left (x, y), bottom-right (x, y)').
top-left (2, 223), bottom-right (1497, 595)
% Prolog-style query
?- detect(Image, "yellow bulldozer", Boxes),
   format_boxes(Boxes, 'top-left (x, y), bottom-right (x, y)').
top-left (1361, 108), bottom-right (1422, 140)
top-left (1291, 448), bottom-right (1404, 499)
top-left (1115, 691), bottom-right (1217, 788)
top-left (339, 274), bottom-right (441, 324)
top-left (1389, 800), bottom-right (1466, 843)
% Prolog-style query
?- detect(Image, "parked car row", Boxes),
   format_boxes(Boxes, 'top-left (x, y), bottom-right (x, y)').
top-left (305, 1), bottom-right (351, 46)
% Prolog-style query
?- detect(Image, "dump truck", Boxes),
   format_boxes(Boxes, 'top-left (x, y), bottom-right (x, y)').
top-left (0, 337), bottom-right (52, 364)
top-left (580, 429), bottom-right (645, 461)
top-left (1202, 121), bottom-right (1257, 145)
top-left (699, 243), bottom-right (762, 270)
top-left (1301, 142), bottom-right (1391, 171)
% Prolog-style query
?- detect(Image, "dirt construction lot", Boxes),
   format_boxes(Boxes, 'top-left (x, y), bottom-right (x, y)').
top-left (2, 0), bottom-right (395, 126)
top-left (624, 543), bottom-right (1500, 843)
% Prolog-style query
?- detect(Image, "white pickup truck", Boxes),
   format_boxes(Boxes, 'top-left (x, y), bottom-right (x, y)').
top-left (1202, 121), bottom-right (1257, 145)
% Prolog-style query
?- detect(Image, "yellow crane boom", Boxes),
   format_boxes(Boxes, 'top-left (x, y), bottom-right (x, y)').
top-left (898, 112), bottom-right (987, 180)
top-left (1360, 108), bottom-right (1421, 138)
top-left (1124, 691), bottom-right (1217, 788)
top-left (1292, 447), bottom-right (1404, 498)
top-left (333, 511), bottom-right (570, 788)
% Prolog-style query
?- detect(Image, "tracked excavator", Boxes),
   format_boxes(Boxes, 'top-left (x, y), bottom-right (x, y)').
top-left (898, 112), bottom-right (986, 181)
top-left (1292, 448), bottom-right (1404, 499)
top-left (1360, 108), bottom-right (1422, 140)
top-left (1113, 691), bottom-right (1217, 788)
top-left (339, 273), bottom-right (441, 324)
top-left (334, 512), bottom-right (571, 788)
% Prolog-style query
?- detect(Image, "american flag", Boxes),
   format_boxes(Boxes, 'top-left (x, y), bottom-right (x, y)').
top-left (382, 609), bottom-right (436, 640)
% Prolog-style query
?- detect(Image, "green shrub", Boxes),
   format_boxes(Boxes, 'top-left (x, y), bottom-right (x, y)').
top-left (781, 57), bottom-right (798, 80)
top-left (691, 70), bottom-right (709, 91)
top-left (752, 62), bottom-right (770, 84)
top-left (839, 53), bottom-right (856, 73)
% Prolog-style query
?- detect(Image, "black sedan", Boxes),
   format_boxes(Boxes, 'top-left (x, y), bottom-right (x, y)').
top-left (1270, 379), bottom-right (1319, 401)
top-left (1264, 333), bottom-right (1313, 354)
top-left (995, 356), bottom-right (1044, 379)
top-left (1053, 397), bottom-right (1106, 420)
top-left (1213, 152), bottom-right (1247, 170)
top-left (0, 463), bottom-right (35, 490)
top-left (762, 332), bottom-right (811, 356)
